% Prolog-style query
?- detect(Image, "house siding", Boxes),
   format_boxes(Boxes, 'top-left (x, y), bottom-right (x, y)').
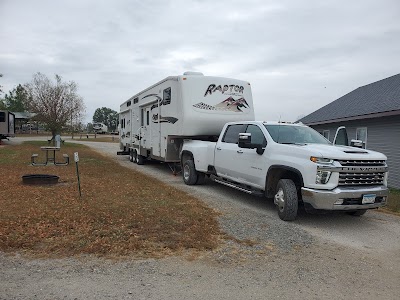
top-left (308, 115), bottom-right (400, 189)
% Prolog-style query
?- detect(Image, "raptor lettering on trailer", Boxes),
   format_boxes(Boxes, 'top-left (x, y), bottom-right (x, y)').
top-left (204, 84), bottom-right (244, 97)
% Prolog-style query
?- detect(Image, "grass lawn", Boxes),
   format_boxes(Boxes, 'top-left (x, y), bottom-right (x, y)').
top-left (385, 188), bottom-right (400, 214)
top-left (0, 141), bottom-right (222, 258)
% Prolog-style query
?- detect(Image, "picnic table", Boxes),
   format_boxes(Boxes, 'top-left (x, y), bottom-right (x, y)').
top-left (31, 146), bottom-right (69, 166)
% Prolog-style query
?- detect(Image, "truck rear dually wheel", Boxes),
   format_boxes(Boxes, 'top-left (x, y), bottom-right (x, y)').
top-left (183, 159), bottom-right (198, 185)
top-left (274, 179), bottom-right (298, 221)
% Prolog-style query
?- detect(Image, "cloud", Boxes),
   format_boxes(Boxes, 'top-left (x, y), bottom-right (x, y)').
top-left (1, 0), bottom-right (400, 122)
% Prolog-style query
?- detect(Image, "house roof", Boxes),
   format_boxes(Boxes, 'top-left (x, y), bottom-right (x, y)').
top-left (12, 112), bottom-right (37, 119)
top-left (299, 73), bottom-right (400, 125)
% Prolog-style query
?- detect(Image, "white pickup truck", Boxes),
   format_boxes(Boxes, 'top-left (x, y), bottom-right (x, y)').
top-left (181, 121), bottom-right (389, 221)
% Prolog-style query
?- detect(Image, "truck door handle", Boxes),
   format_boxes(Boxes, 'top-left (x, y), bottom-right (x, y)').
top-left (216, 147), bottom-right (222, 151)
top-left (237, 150), bottom-right (243, 154)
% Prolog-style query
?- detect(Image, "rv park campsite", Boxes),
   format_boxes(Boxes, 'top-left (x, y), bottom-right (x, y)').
top-left (0, 136), bottom-right (399, 300)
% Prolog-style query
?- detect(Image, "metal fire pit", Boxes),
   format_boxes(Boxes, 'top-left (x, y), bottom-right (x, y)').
top-left (22, 174), bottom-right (60, 185)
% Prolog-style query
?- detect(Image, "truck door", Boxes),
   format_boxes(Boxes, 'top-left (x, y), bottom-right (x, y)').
top-left (214, 124), bottom-right (246, 180)
top-left (235, 124), bottom-right (267, 188)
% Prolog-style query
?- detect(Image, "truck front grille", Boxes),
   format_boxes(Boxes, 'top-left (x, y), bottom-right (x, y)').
top-left (337, 160), bottom-right (386, 186)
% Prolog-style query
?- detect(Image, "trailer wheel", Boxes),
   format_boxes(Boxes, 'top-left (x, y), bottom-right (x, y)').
top-left (183, 159), bottom-right (198, 185)
top-left (274, 179), bottom-right (298, 221)
top-left (132, 149), bottom-right (138, 163)
top-left (136, 154), bottom-right (145, 165)
top-left (129, 149), bottom-right (134, 162)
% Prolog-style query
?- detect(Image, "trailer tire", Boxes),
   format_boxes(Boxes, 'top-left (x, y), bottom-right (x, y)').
top-left (129, 149), bottom-right (134, 162)
top-left (132, 149), bottom-right (138, 163)
top-left (183, 159), bottom-right (198, 185)
top-left (274, 179), bottom-right (298, 221)
top-left (136, 155), bottom-right (145, 165)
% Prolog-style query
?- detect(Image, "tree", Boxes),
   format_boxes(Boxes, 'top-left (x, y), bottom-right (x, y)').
top-left (25, 73), bottom-right (86, 139)
top-left (3, 84), bottom-right (29, 112)
top-left (0, 73), bottom-right (3, 94)
top-left (93, 107), bottom-right (118, 131)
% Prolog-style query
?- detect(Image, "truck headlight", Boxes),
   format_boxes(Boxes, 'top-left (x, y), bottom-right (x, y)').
top-left (310, 156), bottom-right (334, 164)
top-left (316, 170), bottom-right (331, 184)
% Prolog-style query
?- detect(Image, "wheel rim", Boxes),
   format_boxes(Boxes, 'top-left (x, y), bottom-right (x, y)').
top-left (183, 164), bottom-right (190, 181)
top-left (274, 188), bottom-right (285, 212)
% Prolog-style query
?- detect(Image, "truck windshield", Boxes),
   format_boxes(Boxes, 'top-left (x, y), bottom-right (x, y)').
top-left (264, 124), bottom-right (331, 145)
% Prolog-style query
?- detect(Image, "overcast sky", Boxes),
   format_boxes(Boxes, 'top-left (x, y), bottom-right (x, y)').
top-left (1, 0), bottom-right (399, 123)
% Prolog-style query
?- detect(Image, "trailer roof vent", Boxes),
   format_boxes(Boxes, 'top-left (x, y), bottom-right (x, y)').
top-left (183, 71), bottom-right (204, 76)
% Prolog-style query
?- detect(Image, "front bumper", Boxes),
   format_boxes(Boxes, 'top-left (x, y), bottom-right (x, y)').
top-left (301, 185), bottom-right (388, 211)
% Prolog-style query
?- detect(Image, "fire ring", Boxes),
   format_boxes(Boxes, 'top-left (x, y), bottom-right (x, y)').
top-left (22, 174), bottom-right (60, 185)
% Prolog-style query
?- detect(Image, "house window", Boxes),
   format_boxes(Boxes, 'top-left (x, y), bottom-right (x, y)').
top-left (356, 127), bottom-right (367, 148)
top-left (322, 130), bottom-right (330, 140)
top-left (163, 87), bottom-right (171, 105)
top-left (222, 124), bottom-right (245, 144)
top-left (0, 112), bottom-right (5, 122)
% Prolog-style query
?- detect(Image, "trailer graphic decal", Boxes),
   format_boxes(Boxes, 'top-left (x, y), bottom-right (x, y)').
top-left (204, 84), bottom-right (244, 96)
top-left (142, 94), bottom-right (179, 124)
top-left (193, 97), bottom-right (250, 112)
top-left (152, 114), bottom-right (178, 124)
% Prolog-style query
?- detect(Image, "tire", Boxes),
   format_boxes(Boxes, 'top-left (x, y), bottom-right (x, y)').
top-left (129, 149), bottom-right (134, 162)
top-left (347, 210), bottom-right (367, 216)
top-left (182, 159), bottom-right (198, 185)
top-left (136, 154), bottom-right (145, 165)
top-left (132, 149), bottom-right (138, 163)
top-left (274, 179), bottom-right (298, 221)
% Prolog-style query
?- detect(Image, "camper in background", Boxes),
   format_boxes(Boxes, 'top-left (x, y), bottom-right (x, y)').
top-left (93, 123), bottom-right (108, 134)
top-left (0, 110), bottom-right (15, 141)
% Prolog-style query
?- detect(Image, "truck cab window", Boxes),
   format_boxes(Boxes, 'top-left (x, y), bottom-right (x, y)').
top-left (245, 125), bottom-right (266, 146)
top-left (222, 124), bottom-right (245, 144)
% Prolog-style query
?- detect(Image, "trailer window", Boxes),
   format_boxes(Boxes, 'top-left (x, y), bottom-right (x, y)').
top-left (163, 87), bottom-right (171, 105)
top-left (141, 109), bottom-right (144, 126)
top-left (0, 112), bottom-right (5, 122)
top-left (133, 97), bottom-right (139, 104)
top-left (127, 100), bottom-right (131, 107)
top-left (222, 124), bottom-right (245, 144)
top-left (146, 111), bottom-right (149, 125)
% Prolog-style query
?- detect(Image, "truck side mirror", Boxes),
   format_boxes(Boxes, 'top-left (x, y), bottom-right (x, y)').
top-left (350, 139), bottom-right (365, 148)
top-left (238, 133), bottom-right (252, 148)
top-left (238, 133), bottom-right (265, 155)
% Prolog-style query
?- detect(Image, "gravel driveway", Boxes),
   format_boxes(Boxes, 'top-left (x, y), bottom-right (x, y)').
top-left (1, 137), bottom-right (399, 300)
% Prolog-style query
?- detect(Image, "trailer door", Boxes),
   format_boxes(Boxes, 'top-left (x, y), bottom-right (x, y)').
top-left (140, 106), bottom-right (152, 151)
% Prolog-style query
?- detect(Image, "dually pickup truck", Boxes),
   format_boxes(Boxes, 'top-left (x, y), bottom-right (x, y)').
top-left (181, 121), bottom-right (389, 221)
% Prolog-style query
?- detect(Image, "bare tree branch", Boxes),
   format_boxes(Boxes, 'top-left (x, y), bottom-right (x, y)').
top-left (25, 73), bottom-right (86, 138)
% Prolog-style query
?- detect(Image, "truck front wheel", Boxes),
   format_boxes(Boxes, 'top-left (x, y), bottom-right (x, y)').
top-left (274, 179), bottom-right (298, 221)
top-left (183, 159), bottom-right (198, 185)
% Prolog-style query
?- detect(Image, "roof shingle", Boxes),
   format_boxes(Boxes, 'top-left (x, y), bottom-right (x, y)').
top-left (299, 73), bottom-right (400, 124)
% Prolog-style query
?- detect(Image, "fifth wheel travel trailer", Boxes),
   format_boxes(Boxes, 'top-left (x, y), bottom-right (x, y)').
top-left (0, 110), bottom-right (15, 141)
top-left (118, 72), bottom-right (255, 164)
